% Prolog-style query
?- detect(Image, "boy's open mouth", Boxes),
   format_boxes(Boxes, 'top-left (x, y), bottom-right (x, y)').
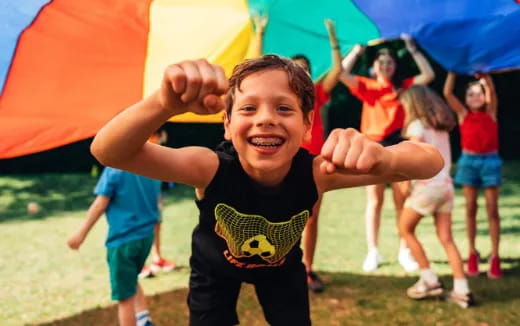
top-left (248, 136), bottom-right (285, 148)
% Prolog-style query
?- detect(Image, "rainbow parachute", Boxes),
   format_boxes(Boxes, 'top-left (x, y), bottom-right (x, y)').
top-left (1, 0), bottom-right (519, 158)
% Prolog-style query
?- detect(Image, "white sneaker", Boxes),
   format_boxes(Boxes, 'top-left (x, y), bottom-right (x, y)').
top-left (398, 248), bottom-right (419, 272)
top-left (362, 249), bottom-right (382, 272)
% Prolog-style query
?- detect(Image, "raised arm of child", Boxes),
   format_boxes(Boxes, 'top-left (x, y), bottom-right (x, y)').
top-left (250, 14), bottom-right (268, 58)
top-left (479, 74), bottom-right (498, 118)
top-left (402, 34), bottom-right (435, 85)
top-left (321, 19), bottom-right (343, 93)
top-left (313, 128), bottom-right (443, 192)
top-left (67, 195), bottom-right (110, 250)
top-left (91, 60), bottom-right (228, 190)
top-left (339, 44), bottom-right (365, 89)
top-left (443, 72), bottom-right (467, 122)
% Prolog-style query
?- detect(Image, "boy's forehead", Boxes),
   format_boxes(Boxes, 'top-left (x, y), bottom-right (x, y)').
top-left (235, 69), bottom-right (290, 94)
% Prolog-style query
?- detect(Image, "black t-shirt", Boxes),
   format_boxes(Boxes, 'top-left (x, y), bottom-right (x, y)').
top-left (192, 141), bottom-right (318, 280)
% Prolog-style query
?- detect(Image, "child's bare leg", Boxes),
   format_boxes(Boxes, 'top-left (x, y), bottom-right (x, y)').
top-left (152, 223), bottom-right (162, 261)
top-left (118, 294), bottom-right (136, 326)
top-left (434, 212), bottom-right (465, 279)
top-left (483, 186), bottom-right (500, 257)
top-left (365, 184), bottom-right (385, 249)
top-left (463, 186), bottom-right (478, 253)
top-left (135, 283), bottom-right (148, 313)
top-left (302, 195), bottom-right (322, 272)
top-left (399, 208), bottom-right (428, 268)
top-left (391, 182), bottom-right (407, 250)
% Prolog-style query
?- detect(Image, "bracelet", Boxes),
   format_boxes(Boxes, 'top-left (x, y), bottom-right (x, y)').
top-left (333, 45), bottom-right (340, 50)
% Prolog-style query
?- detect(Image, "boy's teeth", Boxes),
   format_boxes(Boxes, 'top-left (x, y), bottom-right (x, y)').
top-left (250, 137), bottom-right (283, 146)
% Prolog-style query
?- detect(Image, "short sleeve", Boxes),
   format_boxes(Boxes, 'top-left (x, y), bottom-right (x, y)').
top-left (94, 167), bottom-right (120, 197)
top-left (314, 82), bottom-right (331, 107)
top-left (406, 119), bottom-right (425, 139)
top-left (402, 77), bottom-right (415, 90)
top-left (348, 76), bottom-right (373, 102)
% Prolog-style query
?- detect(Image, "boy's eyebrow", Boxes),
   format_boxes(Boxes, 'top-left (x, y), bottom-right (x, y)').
top-left (235, 94), bottom-right (298, 104)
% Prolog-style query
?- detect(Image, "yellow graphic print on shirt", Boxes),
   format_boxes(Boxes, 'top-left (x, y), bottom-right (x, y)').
top-left (214, 203), bottom-right (310, 264)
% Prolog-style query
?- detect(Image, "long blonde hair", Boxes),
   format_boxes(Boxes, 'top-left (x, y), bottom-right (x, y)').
top-left (400, 85), bottom-right (456, 132)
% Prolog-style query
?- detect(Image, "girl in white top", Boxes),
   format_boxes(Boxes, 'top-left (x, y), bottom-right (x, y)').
top-left (399, 85), bottom-right (474, 308)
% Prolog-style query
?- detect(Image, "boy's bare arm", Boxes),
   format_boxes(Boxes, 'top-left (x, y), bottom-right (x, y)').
top-left (313, 128), bottom-right (443, 192)
top-left (67, 195), bottom-right (110, 250)
top-left (91, 59), bottom-right (228, 188)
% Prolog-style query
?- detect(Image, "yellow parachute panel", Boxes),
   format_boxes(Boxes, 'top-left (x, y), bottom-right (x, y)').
top-left (144, 0), bottom-right (253, 122)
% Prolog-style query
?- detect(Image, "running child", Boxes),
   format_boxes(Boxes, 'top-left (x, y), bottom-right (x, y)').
top-left (91, 54), bottom-right (443, 325)
top-left (67, 164), bottom-right (161, 326)
top-left (399, 85), bottom-right (474, 308)
top-left (443, 72), bottom-right (502, 278)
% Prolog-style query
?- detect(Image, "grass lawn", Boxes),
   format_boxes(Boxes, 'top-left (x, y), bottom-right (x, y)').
top-left (1, 163), bottom-right (519, 325)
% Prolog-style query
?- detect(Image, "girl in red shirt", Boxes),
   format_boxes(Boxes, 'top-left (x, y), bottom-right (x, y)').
top-left (443, 72), bottom-right (502, 278)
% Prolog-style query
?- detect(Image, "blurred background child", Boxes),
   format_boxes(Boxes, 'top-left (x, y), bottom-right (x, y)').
top-left (399, 85), bottom-right (474, 308)
top-left (443, 73), bottom-right (502, 278)
top-left (340, 36), bottom-right (435, 272)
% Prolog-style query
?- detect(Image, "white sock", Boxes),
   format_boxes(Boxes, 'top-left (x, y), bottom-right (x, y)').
top-left (136, 310), bottom-right (152, 326)
top-left (453, 278), bottom-right (470, 295)
top-left (368, 247), bottom-right (379, 255)
top-left (420, 268), bottom-right (438, 285)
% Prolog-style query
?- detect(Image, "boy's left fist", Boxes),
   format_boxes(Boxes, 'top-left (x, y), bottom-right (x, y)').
top-left (320, 128), bottom-right (389, 174)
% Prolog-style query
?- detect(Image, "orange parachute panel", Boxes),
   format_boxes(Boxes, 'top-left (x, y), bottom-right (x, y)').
top-left (0, 0), bottom-right (151, 159)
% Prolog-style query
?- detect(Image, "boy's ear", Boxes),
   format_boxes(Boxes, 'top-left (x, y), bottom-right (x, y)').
top-left (223, 111), bottom-right (232, 140)
top-left (303, 110), bottom-right (314, 143)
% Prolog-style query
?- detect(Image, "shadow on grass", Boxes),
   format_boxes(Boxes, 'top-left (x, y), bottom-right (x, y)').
top-left (0, 174), bottom-right (195, 223)
top-left (38, 262), bottom-right (520, 326)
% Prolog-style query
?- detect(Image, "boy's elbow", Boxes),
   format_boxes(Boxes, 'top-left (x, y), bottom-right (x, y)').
top-left (90, 137), bottom-right (113, 167)
top-left (433, 150), bottom-right (444, 176)
top-left (423, 146), bottom-right (444, 179)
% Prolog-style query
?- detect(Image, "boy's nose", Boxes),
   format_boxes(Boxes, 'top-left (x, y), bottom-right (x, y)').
top-left (255, 107), bottom-right (276, 126)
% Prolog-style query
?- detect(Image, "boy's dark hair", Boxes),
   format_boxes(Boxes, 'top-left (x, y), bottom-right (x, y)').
top-left (290, 54), bottom-right (311, 73)
top-left (225, 54), bottom-right (315, 122)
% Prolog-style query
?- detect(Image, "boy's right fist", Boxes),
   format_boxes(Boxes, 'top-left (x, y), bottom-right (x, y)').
top-left (159, 59), bottom-right (228, 116)
top-left (320, 128), bottom-right (388, 175)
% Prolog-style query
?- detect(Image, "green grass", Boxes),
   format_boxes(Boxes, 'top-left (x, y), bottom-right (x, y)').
top-left (1, 163), bottom-right (519, 325)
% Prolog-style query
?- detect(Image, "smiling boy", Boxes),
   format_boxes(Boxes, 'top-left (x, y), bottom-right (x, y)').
top-left (91, 55), bottom-right (443, 325)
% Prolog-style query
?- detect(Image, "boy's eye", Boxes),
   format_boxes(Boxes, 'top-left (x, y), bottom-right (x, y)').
top-left (241, 106), bottom-right (256, 112)
top-left (278, 106), bottom-right (292, 112)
